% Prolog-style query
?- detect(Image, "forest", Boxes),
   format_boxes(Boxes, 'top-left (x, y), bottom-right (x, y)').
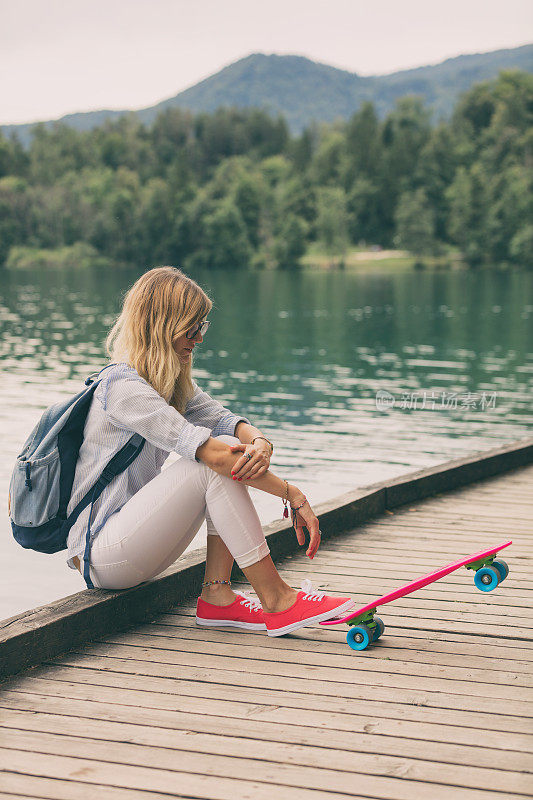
top-left (0, 69), bottom-right (531, 271)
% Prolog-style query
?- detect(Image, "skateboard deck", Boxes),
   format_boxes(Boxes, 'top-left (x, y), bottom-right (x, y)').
top-left (320, 539), bottom-right (512, 651)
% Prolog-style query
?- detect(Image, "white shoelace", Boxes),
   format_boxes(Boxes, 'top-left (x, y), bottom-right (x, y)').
top-left (237, 591), bottom-right (262, 612)
top-left (300, 578), bottom-right (326, 601)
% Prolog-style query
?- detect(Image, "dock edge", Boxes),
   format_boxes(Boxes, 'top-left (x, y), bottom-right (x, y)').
top-left (1, 436), bottom-right (531, 681)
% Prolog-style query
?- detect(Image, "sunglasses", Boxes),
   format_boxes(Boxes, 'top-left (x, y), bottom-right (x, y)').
top-left (186, 319), bottom-right (210, 340)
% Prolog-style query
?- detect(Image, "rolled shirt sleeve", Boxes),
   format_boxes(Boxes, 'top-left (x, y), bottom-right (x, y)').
top-left (96, 365), bottom-right (251, 462)
top-left (186, 380), bottom-right (252, 438)
top-left (97, 365), bottom-right (212, 462)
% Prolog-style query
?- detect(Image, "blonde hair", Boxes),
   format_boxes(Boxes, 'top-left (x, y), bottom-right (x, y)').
top-left (104, 266), bottom-right (213, 414)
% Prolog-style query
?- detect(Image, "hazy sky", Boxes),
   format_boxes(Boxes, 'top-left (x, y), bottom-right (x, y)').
top-left (1, 0), bottom-right (532, 125)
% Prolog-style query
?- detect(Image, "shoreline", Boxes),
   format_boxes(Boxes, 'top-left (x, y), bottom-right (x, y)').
top-left (300, 247), bottom-right (466, 272)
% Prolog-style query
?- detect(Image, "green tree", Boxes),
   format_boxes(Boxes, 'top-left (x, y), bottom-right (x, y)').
top-left (445, 165), bottom-right (489, 265)
top-left (379, 97), bottom-right (433, 245)
top-left (484, 164), bottom-right (532, 264)
top-left (344, 101), bottom-right (381, 188)
top-left (273, 214), bottom-right (308, 269)
top-left (287, 127), bottom-right (315, 172)
top-left (509, 224), bottom-right (533, 266)
top-left (315, 186), bottom-right (350, 256)
top-left (186, 198), bottom-right (252, 270)
top-left (347, 177), bottom-right (382, 246)
top-left (309, 127), bottom-right (347, 187)
top-left (394, 188), bottom-right (437, 257)
top-left (414, 123), bottom-right (460, 241)
top-left (0, 177), bottom-right (31, 263)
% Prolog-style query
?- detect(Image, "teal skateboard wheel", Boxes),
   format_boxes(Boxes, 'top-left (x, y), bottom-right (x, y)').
top-left (492, 559), bottom-right (509, 582)
top-left (474, 566), bottom-right (500, 592)
top-left (347, 624), bottom-right (372, 651)
top-left (372, 617), bottom-right (385, 641)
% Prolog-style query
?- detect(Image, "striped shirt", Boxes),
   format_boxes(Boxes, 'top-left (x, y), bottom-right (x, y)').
top-left (66, 362), bottom-right (251, 569)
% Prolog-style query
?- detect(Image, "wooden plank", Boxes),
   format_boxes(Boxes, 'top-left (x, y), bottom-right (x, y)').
top-left (455, 491), bottom-right (533, 501)
top-left (3, 728), bottom-right (532, 797)
top-left (1, 749), bottom-right (526, 800)
top-left (313, 541), bottom-right (529, 558)
top-left (45, 639), bottom-right (533, 690)
top-left (0, 749), bottom-right (357, 800)
top-left (8, 659), bottom-right (532, 718)
top-left (2, 691), bottom-right (531, 753)
top-left (162, 610), bottom-right (533, 652)
top-left (104, 623), bottom-right (533, 670)
top-left (356, 508), bottom-right (533, 522)
top-left (2, 706), bottom-right (531, 773)
top-left (370, 624), bottom-right (533, 651)
top-left (271, 581), bottom-right (533, 614)
top-left (140, 618), bottom-right (533, 661)
top-left (270, 577), bottom-right (532, 607)
top-left (4, 662), bottom-right (532, 719)
top-left (40, 650), bottom-right (531, 701)
top-left (0, 775), bottom-right (194, 800)
top-left (305, 562), bottom-right (531, 586)
top-left (374, 440), bottom-right (533, 508)
top-left (273, 570), bottom-right (532, 592)
top-left (274, 565), bottom-right (531, 597)
top-left (0, 795), bottom-right (51, 800)
top-left (283, 549), bottom-right (530, 567)
top-left (312, 546), bottom-right (529, 568)
top-left (288, 546), bottom-right (529, 566)
top-left (88, 631), bottom-right (533, 680)
top-left (413, 500), bottom-right (533, 513)
top-left (326, 523), bottom-right (531, 537)
top-left (313, 531), bottom-right (530, 547)
top-left (4, 673), bottom-right (531, 734)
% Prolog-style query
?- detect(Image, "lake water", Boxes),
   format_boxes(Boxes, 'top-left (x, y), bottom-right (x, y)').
top-left (1, 264), bottom-right (532, 620)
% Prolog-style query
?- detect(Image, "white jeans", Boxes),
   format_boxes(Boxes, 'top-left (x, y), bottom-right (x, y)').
top-left (88, 435), bottom-right (270, 590)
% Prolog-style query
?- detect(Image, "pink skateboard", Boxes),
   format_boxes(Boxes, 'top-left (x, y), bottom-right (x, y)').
top-left (320, 540), bottom-right (512, 651)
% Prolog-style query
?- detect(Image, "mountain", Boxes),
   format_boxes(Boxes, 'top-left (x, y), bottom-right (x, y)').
top-left (3, 44), bottom-right (532, 145)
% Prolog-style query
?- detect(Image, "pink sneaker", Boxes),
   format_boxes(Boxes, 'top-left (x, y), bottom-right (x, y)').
top-left (196, 591), bottom-right (266, 631)
top-left (263, 579), bottom-right (356, 637)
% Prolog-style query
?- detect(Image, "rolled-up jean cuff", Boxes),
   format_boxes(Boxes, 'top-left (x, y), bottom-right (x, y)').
top-left (235, 540), bottom-right (270, 569)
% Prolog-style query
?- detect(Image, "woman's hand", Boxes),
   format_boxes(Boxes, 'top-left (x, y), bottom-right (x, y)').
top-left (230, 440), bottom-right (271, 480)
top-left (289, 487), bottom-right (321, 560)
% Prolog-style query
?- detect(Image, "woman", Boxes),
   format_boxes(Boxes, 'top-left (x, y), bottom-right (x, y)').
top-left (68, 266), bottom-right (354, 636)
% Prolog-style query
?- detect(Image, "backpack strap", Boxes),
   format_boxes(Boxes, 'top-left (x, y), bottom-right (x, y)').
top-left (76, 432), bottom-right (145, 589)
top-left (84, 362), bottom-right (118, 386)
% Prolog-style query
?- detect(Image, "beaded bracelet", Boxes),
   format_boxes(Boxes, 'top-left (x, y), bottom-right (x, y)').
top-left (202, 579), bottom-right (231, 588)
top-left (290, 497), bottom-right (307, 529)
top-left (282, 478), bottom-right (307, 528)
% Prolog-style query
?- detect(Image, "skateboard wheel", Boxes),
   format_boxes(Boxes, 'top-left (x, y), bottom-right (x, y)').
top-left (372, 617), bottom-right (385, 641)
top-left (492, 559), bottom-right (509, 582)
top-left (347, 624), bottom-right (372, 651)
top-left (474, 566), bottom-right (499, 592)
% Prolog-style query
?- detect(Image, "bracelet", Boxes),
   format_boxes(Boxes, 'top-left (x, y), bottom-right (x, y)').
top-left (202, 579), bottom-right (231, 588)
top-left (282, 479), bottom-right (290, 518)
top-left (290, 497), bottom-right (307, 529)
top-left (282, 478), bottom-right (307, 528)
top-left (291, 499), bottom-right (307, 512)
top-left (252, 436), bottom-right (274, 454)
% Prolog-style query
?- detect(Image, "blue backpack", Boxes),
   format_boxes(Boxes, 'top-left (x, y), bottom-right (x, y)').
top-left (8, 362), bottom-right (145, 589)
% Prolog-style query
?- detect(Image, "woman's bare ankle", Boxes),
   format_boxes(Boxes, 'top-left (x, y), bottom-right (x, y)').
top-left (200, 583), bottom-right (236, 606)
top-left (260, 587), bottom-right (299, 614)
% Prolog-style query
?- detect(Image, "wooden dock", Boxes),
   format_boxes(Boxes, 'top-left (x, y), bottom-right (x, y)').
top-left (0, 452), bottom-right (532, 798)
